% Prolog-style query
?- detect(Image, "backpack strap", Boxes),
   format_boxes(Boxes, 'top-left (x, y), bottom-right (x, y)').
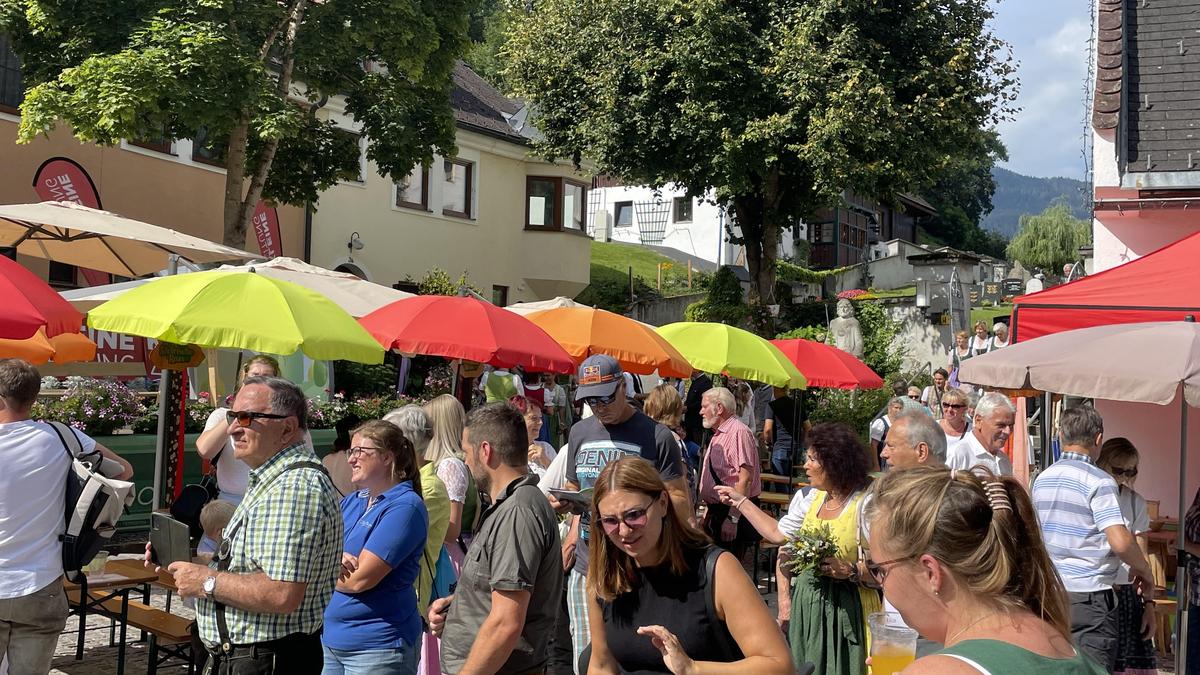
top-left (47, 420), bottom-right (90, 461)
top-left (702, 546), bottom-right (740, 661)
top-left (213, 459), bottom-right (326, 653)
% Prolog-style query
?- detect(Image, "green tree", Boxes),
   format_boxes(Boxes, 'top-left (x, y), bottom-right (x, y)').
top-left (1007, 202), bottom-right (1091, 273)
top-left (921, 129), bottom-right (1010, 252)
top-left (0, 0), bottom-right (473, 249)
top-left (505, 0), bottom-right (1017, 334)
top-left (684, 265), bottom-right (746, 326)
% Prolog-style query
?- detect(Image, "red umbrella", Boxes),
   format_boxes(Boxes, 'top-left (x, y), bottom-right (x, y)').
top-left (769, 338), bottom-right (884, 390)
top-left (0, 254), bottom-right (83, 340)
top-left (360, 295), bottom-right (576, 373)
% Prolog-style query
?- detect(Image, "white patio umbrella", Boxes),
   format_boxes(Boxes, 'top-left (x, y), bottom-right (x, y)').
top-left (63, 257), bottom-right (415, 318)
top-left (958, 320), bottom-right (1200, 673)
top-left (505, 296), bottom-right (589, 316)
top-left (0, 201), bottom-right (257, 276)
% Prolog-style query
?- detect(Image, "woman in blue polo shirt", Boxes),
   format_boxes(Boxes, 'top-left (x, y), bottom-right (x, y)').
top-left (323, 420), bottom-right (429, 675)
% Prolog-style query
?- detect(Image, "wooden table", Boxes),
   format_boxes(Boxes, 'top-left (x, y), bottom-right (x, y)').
top-left (1146, 530), bottom-right (1177, 592)
top-left (65, 560), bottom-right (159, 675)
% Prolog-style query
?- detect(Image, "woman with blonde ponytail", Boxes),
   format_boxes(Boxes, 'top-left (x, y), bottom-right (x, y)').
top-left (865, 466), bottom-right (1105, 674)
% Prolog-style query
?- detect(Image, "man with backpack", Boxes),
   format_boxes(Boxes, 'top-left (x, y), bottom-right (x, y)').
top-left (0, 358), bottom-right (133, 675)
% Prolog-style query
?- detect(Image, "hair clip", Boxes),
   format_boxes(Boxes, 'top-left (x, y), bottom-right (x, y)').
top-left (985, 481), bottom-right (1013, 513)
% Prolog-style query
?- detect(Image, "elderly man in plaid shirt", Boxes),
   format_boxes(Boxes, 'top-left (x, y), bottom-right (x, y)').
top-left (151, 376), bottom-right (342, 674)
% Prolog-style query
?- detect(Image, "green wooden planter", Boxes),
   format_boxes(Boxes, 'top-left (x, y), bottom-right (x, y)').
top-left (105, 428), bottom-right (338, 533)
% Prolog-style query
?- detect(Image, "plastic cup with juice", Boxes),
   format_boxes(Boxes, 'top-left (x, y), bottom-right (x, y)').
top-left (868, 611), bottom-right (917, 675)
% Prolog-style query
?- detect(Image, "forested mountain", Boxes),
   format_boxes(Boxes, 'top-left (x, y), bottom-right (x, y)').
top-left (984, 167), bottom-right (1089, 237)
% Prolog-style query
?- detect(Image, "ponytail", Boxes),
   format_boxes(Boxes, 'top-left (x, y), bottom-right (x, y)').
top-left (867, 466), bottom-right (1070, 639)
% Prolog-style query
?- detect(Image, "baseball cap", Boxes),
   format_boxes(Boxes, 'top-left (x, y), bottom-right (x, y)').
top-left (574, 354), bottom-right (623, 401)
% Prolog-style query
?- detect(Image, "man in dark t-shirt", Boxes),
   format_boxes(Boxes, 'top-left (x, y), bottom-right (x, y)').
top-left (557, 354), bottom-right (690, 670)
top-left (764, 388), bottom-right (806, 479)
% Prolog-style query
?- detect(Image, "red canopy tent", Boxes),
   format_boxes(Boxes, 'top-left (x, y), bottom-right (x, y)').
top-left (1012, 230), bottom-right (1200, 342)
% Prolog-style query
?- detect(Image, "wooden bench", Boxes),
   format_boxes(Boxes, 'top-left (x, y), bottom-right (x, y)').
top-left (67, 588), bottom-right (195, 675)
top-left (1154, 598), bottom-right (1178, 658)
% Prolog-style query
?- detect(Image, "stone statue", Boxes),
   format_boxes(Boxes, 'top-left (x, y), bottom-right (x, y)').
top-left (826, 298), bottom-right (864, 358)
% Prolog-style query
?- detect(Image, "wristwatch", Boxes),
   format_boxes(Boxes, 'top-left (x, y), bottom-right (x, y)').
top-left (728, 514), bottom-right (741, 524)
top-left (203, 575), bottom-right (217, 600)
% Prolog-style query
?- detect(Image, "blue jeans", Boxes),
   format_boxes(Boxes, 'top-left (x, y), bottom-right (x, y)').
top-left (322, 644), bottom-right (418, 675)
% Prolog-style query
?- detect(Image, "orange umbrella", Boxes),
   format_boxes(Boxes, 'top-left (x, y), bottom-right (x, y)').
top-left (526, 307), bottom-right (693, 377)
top-left (0, 329), bottom-right (97, 365)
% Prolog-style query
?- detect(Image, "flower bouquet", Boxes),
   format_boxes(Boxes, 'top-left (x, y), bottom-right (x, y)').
top-left (781, 522), bottom-right (840, 577)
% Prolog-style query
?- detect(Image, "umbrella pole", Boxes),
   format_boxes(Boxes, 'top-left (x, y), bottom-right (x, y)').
top-left (1178, 394), bottom-right (1191, 673)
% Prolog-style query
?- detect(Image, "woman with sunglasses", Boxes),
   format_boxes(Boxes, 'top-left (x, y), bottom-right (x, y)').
top-left (323, 420), bottom-right (428, 675)
top-left (938, 388), bottom-right (972, 457)
top-left (585, 457), bottom-right (794, 675)
top-left (1097, 438), bottom-right (1157, 675)
top-left (715, 423), bottom-right (876, 675)
top-left (865, 465), bottom-right (1104, 674)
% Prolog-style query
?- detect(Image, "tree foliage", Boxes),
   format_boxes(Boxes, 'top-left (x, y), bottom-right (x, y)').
top-left (920, 129), bottom-right (1010, 256)
top-left (684, 265), bottom-right (746, 325)
top-left (1006, 201), bottom-right (1091, 273)
top-left (0, 0), bottom-right (473, 249)
top-left (505, 0), bottom-right (1017, 333)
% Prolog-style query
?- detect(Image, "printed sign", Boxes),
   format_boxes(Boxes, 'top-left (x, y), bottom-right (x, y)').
top-left (1002, 278), bottom-right (1024, 296)
top-left (149, 342), bottom-right (205, 370)
top-left (251, 201), bottom-right (282, 258)
top-left (31, 157), bottom-right (110, 286)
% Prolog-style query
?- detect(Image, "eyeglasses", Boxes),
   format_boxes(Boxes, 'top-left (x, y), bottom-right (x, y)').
top-left (226, 410), bottom-right (289, 427)
top-left (348, 446), bottom-right (381, 459)
top-left (583, 391), bottom-right (620, 408)
top-left (599, 495), bottom-right (658, 535)
top-left (1111, 467), bottom-right (1138, 478)
top-left (942, 403), bottom-right (966, 410)
top-left (866, 555), bottom-right (919, 585)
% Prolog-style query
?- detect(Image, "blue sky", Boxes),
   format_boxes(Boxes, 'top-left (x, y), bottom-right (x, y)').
top-left (990, 0), bottom-right (1091, 179)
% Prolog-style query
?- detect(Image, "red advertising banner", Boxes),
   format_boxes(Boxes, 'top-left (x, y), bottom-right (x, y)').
top-left (251, 201), bottom-right (282, 258)
top-left (31, 157), bottom-right (110, 286)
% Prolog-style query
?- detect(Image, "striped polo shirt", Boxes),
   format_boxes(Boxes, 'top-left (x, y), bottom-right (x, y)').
top-left (1031, 451), bottom-right (1126, 593)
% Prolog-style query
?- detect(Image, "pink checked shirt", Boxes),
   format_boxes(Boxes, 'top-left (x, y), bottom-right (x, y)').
top-left (699, 415), bottom-right (762, 505)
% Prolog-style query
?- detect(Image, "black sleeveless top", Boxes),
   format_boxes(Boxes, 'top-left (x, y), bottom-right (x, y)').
top-left (601, 547), bottom-right (743, 674)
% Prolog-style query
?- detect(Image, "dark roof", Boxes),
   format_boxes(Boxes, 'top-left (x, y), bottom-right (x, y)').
top-left (907, 249), bottom-right (983, 264)
top-left (898, 192), bottom-right (936, 215)
top-left (1123, 0), bottom-right (1200, 174)
top-left (449, 63), bottom-right (527, 144)
top-left (1092, 0), bottom-right (1123, 130)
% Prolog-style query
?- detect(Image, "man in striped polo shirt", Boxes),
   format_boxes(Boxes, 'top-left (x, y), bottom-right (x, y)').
top-left (1032, 405), bottom-right (1156, 671)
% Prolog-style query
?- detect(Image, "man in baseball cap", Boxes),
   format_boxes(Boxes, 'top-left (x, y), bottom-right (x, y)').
top-left (556, 354), bottom-right (691, 667)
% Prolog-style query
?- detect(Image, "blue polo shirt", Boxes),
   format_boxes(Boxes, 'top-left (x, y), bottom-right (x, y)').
top-left (322, 481), bottom-right (428, 650)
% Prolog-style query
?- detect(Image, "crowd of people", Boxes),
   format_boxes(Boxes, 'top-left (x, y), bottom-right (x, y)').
top-left (2, 341), bottom-right (1200, 675)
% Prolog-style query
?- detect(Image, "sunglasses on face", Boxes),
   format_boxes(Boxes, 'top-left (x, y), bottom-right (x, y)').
top-left (583, 391), bottom-right (620, 408)
top-left (599, 495), bottom-right (658, 535)
top-left (866, 555), bottom-right (918, 585)
top-left (1111, 467), bottom-right (1138, 478)
top-left (226, 410), bottom-right (289, 427)
top-left (907, 395), bottom-right (920, 400)
top-left (942, 403), bottom-right (966, 410)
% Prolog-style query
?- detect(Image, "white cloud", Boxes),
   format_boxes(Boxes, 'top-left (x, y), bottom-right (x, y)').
top-left (989, 0), bottom-right (1090, 178)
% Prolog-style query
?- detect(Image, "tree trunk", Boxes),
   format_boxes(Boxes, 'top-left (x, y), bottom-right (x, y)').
top-left (220, 0), bottom-right (309, 250)
top-left (221, 115), bottom-right (251, 250)
top-left (734, 170), bottom-right (782, 337)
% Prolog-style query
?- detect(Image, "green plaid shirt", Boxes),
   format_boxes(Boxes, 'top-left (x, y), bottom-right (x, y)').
top-left (197, 442), bottom-right (342, 646)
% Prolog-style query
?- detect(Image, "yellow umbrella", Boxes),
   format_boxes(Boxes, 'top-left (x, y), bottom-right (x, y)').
top-left (526, 307), bottom-right (693, 377)
top-left (655, 322), bottom-right (806, 388)
top-left (87, 270), bottom-right (383, 363)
